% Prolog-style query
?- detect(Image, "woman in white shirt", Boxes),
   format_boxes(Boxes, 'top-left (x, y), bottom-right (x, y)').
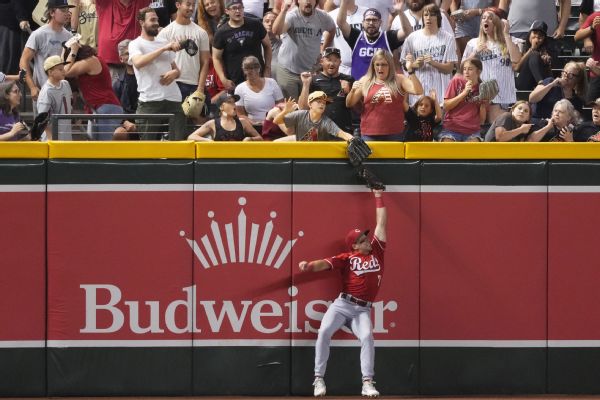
top-left (234, 55), bottom-right (284, 132)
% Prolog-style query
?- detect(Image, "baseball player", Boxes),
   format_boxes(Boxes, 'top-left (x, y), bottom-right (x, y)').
top-left (299, 189), bottom-right (387, 398)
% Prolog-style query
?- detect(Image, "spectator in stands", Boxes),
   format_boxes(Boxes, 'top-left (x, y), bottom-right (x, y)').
top-left (324, 0), bottom-right (367, 76)
top-left (529, 61), bottom-right (586, 121)
top-left (346, 49), bottom-right (423, 141)
top-left (439, 57), bottom-right (486, 141)
top-left (575, 13), bottom-right (600, 103)
top-left (400, 3), bottom-right (457, 107)
top-left (158, 0), bottom-right (211, 107)
top-left (528, 99), bottom-right (580, 142)
top-left (325, 0), bottom-right (397, 31)
top-left (403, 89), bottom-right (442, 141)
top-left (298, 47), bottom-right (354, 133)
top-left (462, 11), bottom-right (520, 122)
top-left (273, 0), bottom-right (336, 99)
top-left (96, 0), bottom-right (150, 85)
top-left (62, 42), bottom-right (124, 141)
top-left (261, 103), bottom-right (288, 140)
top-left (38, 55), bottom-right (73, 140)
top-left (575, 98), bottom-right (600, 141)
top-left (337, 1), bottom-right (411, 80)
top-left (514, 20), bottom-right (553, 91)
top-left (451, 0), bottom-right (497, 59)
top-left (484, 100), bottom-right (534, 141)
top-left (273, 93), bottom-right (355, 141)
top-left (0, 71), bottom-right (24, 83)
top-left (243, 0), bottom-right (265, 18)
top-left (113, 40), bottom-right (139, 113)
top-left (262, 10), bottom-right (282, 81)
top-left (391, 0), bottom-right (454, 36)
top-left (0, 0), bottom-right (30, 76)
top-left (197, 0), bottom-right (225, 43)
top-left (502, 0), bottom-right (571, 41)
top-left (20, 0), bottom-right (74, 102)
top-left (234, 56), bottom-right (284, 132)
top-left (213, 0), bottom-right (271, 88)
top-left (129, 7), bottom-right (186, 140)
top-left (579, 0), bottom-right (600, 53)
top-left (70, 0), bottom-right (98, 48)
top-left (188, 92), bottom-right (263, 140)
top-left (0, 82), bottom-right (30, 141)
top-left (150, 0), bottom-right (177, 27)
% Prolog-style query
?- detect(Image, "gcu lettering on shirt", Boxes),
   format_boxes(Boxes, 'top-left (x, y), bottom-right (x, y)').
top-left (349, 255), bottom-right (382, 275)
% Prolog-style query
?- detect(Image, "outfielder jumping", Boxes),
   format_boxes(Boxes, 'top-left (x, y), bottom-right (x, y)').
top-left (299, 189), bottom-right (387, 398)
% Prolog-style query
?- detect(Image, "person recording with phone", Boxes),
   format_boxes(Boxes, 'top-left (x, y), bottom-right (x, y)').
top-left (527, 99), bottom-right (580, 142)
top-left (0, 81), bottom-right (30, 141)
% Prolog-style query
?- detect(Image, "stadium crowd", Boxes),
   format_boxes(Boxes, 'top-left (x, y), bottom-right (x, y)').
top-left (1, 0), bottom-right (600, 142)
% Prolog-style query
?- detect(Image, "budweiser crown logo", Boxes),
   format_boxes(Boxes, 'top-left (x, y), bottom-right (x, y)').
top-left (180, 197), bottom-right (304, 269)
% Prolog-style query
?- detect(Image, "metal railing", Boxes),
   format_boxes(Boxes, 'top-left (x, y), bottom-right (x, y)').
top-left (50, 114), bottom-right (176, 141)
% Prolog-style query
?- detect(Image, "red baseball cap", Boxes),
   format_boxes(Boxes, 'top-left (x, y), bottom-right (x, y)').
top-left (345, 228), bottom-right (369, 251)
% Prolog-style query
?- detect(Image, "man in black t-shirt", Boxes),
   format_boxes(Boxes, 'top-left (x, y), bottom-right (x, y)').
top-left (298, 47), bottom-right (354, 134)
top-left (212, 0), bottom-right (272, 88)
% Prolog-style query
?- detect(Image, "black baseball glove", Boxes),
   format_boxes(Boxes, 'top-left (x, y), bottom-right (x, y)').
top-left (347, 136), bottom-right (372, 167)
top-left (355, 165), bottom-right (385, 191)
top-left (179, 39), bottom-right (199, 56)
top-left (30, 112), bottom-right (50, 141)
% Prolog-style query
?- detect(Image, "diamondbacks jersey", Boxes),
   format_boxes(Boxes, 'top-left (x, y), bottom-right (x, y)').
top-left (400, 29), bottom-right (457, 106)
top-left (324, 236), bottom-right (385, 302)
top-left (328, 6), bottom-right (367, 76)
top-left (463, 38), bottom-right (517, 104)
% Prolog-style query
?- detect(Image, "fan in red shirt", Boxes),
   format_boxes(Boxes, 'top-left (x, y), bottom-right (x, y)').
top-left (298, 189), bottom-right (387, 398)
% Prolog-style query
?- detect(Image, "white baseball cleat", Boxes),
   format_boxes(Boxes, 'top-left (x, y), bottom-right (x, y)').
top-left (361, 380), bottom-right (379, 397)
top-left (313, 376), bottom-right (326, 397)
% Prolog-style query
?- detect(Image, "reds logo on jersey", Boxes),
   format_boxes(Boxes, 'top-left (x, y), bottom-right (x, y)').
top-left (349, 255), bottom-right (381, 276)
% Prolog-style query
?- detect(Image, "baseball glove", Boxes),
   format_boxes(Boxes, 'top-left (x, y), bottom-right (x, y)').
top-left (182, 89), bottom-right (206, 119)
top-left (473, 79), bottom-right (499, 102)
top-left (355, 165), bottom-right (385, 191)
top-left (347, 136), bottom-right (372, 167)
top-left (588, 132), bottom-right (600, 142)
top-left (30, 111), bottom-right (50, 141)
top-left (179, 38), bottom-right (199, 56)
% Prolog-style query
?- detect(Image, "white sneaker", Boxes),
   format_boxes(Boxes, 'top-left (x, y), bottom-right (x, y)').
top-left (361, 380), bottom-right (379, 397)
top-left (313, 376), bottom-right (326, 397)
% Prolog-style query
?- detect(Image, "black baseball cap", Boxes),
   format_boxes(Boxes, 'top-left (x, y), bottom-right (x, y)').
top-left (529, 20), bottom-right (548, 35)
top-left (47, 0), bottom-right (75, 8)
top-left (322, 47), bottom-right (341, 58)
top-left (215, 92), bottom-right (240, 107)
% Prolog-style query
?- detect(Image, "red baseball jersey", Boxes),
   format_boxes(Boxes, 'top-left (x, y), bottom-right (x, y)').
top-left (324, 236), bottom-right (386, 302)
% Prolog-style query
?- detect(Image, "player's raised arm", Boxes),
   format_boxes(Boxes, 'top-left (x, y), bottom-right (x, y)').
top-left (299, 260), bottom-right (331, 272)
top-left (372, 189), bottom-right (387, 242)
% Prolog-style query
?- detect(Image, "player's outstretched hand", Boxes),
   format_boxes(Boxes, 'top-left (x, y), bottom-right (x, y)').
top-left (372, 188), bottom-right (384, 196)
top-left (299, 261), bottom-right (309, 272)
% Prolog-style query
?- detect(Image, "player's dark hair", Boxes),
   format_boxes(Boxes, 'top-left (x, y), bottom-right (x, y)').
top-left (0, 82), bottom-right (20, 117)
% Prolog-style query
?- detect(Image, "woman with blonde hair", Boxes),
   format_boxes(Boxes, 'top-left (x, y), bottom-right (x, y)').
top-left (346, 49), bottom-right (423, 141)
top-left (462, 9), bottom-right (520, 122)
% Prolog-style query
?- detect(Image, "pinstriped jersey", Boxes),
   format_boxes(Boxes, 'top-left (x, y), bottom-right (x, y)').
top-left (463, 38), bottom-right (517, 105)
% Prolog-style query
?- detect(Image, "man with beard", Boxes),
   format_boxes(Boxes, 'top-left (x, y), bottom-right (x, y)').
top-left (129, 7), bottom-right (186, 140)
top-left (338, 0), bottom-right (411, 80)
top-left (400, 3), bottom-right (457, 106)
top-left (390, 0), bottom-right (453, 35)
top-left (298, 47), bottom-right (355, 133)
top-left (272, 0), bottom-right (336, 99)
top-left (213, 0), bottom-right (271, 88)
top-left (324, 0), bottom-right (367, 76)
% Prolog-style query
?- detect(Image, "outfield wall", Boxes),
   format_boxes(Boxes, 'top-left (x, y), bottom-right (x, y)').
top-left (1, 142), bottom-right (600, 396)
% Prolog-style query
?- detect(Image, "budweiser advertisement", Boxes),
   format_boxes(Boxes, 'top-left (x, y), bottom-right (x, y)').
top-left (47, 186), bottom-right (420, 347)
